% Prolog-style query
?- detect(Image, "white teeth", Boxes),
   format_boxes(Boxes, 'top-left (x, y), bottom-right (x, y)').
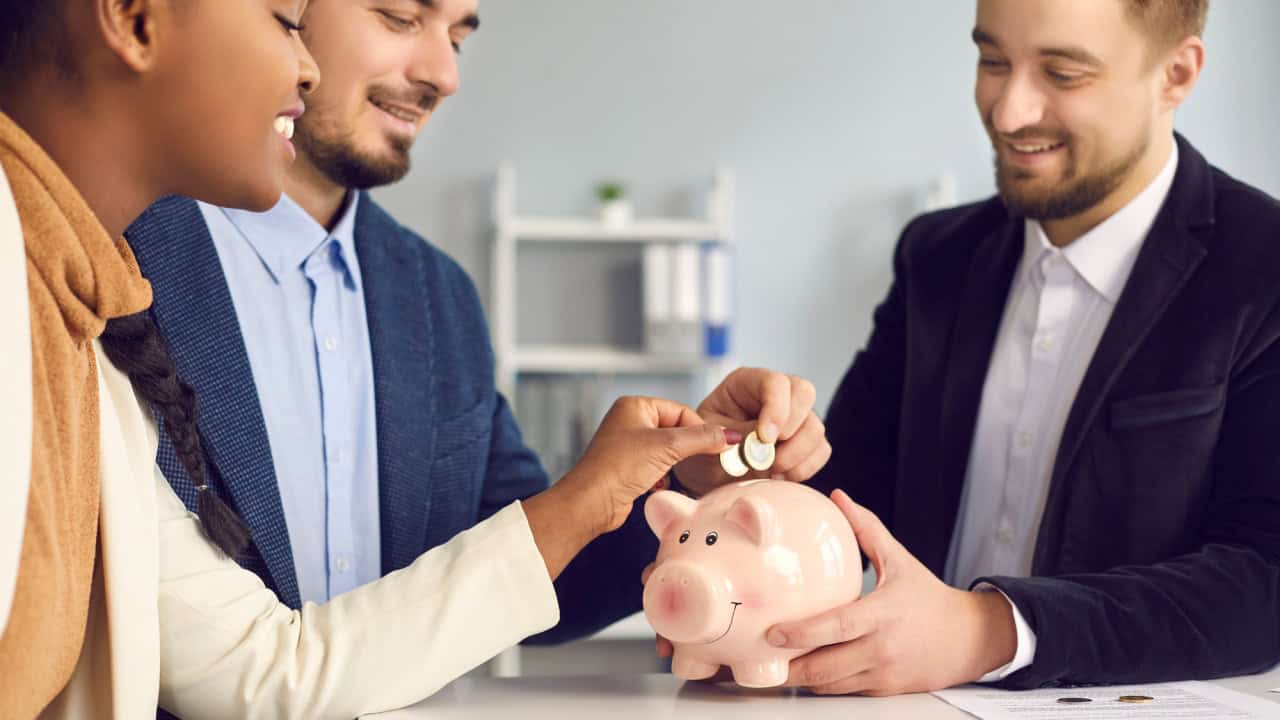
top-left (274, 115), bottom-right (295, 140)
top-left (374, 101), bottom-right (417, 123)
top-left (1012, 142), bottom-right (1061, 153)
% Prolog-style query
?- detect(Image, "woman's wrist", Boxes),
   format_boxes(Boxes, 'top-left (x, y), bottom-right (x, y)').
top-left (522, 479), bottom-right (609, 580)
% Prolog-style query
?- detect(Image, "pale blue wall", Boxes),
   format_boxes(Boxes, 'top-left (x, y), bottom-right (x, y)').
top-left (373, 0), bottom-right (1280, 413)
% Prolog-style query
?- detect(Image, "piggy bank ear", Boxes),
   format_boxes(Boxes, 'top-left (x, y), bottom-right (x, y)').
top-left (644, 491), bottom-right (698, 538)
top-left (725, 496), bottom-right (778, 547)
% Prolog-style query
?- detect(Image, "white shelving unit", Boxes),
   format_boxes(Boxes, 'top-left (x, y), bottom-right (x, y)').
top-left (487, 164), bottom-right (735, 677)
top-left (490, 163), bottom-right (736, 402)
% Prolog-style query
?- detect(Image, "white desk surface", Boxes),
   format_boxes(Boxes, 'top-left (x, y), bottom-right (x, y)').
top-left (367, 667), bottom-right (1280, 719)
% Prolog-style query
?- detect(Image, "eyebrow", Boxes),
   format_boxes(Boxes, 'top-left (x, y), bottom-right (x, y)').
top-left (971, 27), bottom-right (998, 46)
top-left (971, 26), bottom-right (1101, 67)
top-left (413, 0), bottom-right (481, 30)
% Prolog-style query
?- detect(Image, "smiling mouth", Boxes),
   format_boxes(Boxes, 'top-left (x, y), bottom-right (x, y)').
top-left (371, 99), bottom-right (423, 124)
top-left (697, 602), bottom-right (742, 645)
top-left (1006, 140), bottom-right (1066, 155)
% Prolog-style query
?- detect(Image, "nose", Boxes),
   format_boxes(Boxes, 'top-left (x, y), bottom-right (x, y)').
top-left (294, 33), bottom-right (320, 96)
top-left (989, 72), bottom-right (1045, 136)
top-left (642, 562), bottom-right (728, 643)
top-left (408, 30), bottom-right (461, 99)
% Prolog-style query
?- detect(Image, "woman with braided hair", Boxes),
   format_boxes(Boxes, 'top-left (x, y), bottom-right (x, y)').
top-left (0, 1), bottom-right (737, 717)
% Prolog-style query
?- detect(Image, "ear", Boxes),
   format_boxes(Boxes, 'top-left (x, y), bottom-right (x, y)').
top-left (1159, 35), bottom-right (1205, 112)
top-left (644, 491), bottom-right (697, 539)
top-left (96, 0), bottom-right (164, 73)
top-left (724, 496), bottom-right (778, 547)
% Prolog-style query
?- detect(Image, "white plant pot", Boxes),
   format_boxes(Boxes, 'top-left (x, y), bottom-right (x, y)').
top-left (599, 199), bottom-right (633, 228)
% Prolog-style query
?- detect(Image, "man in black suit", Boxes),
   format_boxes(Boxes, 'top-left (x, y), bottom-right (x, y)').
top-left (761, 0), bottom-right (1280, 694)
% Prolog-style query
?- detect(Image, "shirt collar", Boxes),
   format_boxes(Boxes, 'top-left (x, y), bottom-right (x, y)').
top-left (1023, 141), bottom-right (1179, 303)
top-left (218, 191), bottom-right (362, 290)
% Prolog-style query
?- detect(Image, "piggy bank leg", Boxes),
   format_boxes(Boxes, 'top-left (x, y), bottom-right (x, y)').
top-left (671, 650), bottom-right (720, 681)
top-left (730, 658), bottom-right (789, 688)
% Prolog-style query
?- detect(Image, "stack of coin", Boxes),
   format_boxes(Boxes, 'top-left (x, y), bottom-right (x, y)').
top-left (720, 431), bottom-right (776, 477)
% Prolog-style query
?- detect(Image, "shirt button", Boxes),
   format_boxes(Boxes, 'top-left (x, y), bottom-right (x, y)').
top-left (1035, 336), bottom-right (1055, 353)
top-left (998, 526), bottom-right (1015, 544)
top-left (1016, 431), bottom-right (1033, 449)
top-left (335, 557), bottom-right (350, 573)
top-left (324, 336), bottom-right (338, 351)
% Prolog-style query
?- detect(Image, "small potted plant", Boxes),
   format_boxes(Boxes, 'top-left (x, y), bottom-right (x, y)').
top-left (596, 181), bottom-right (632, 228)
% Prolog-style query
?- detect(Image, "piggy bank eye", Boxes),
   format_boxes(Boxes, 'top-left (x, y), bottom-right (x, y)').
top-left (705, 531), bottom-right (718, 546)
top-left (678, 531), bottom-right (690, 544)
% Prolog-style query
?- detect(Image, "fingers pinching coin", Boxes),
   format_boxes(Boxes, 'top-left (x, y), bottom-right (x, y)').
top-left (720, 430), bottom-right (777, 477)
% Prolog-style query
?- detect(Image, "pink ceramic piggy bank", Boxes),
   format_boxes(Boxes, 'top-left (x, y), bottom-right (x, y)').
top-left (642, 480), bottom-right (862, 688)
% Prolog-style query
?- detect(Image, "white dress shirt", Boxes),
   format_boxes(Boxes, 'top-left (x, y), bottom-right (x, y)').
top-left (946, 142), bottom-right (1180, 681)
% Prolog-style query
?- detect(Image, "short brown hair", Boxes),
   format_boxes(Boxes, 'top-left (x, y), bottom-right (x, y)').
top-left (1123, 0), bottom-right (1209, 49)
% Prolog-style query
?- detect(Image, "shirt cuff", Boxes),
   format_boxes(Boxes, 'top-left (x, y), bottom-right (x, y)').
top-left (972, 583), bottom-right (1037, 683)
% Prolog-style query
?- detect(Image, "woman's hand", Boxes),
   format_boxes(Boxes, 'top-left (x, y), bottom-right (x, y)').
top-left (523, 396), bottom-right (738, 580)
top-left (562, 396), bottom-right (740, 533)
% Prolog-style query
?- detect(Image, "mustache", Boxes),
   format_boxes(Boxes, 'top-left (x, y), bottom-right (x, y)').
top-left (983, 113), bottom-right (1069, 145)
top-left (369, 84), bottom-right (439, 113)
top-left (994, 127), bottom-right (1070, 145)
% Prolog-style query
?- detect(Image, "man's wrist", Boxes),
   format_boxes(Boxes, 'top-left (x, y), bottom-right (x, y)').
top-left (968, 589), bottom-right (1018, 680)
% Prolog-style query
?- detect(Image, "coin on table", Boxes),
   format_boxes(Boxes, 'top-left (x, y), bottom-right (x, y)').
top-left (1117, 695), bottom-right (1154, 703)
top-left (1056, 697), bottom-right (1092, 704)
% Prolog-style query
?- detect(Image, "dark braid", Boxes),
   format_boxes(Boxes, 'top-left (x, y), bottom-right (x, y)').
top-left (100, 312), bottom-right (251, 558)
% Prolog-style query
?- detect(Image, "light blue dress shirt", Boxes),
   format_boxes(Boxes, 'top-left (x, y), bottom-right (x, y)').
top-left (200, 193), bottom-right (381, 605)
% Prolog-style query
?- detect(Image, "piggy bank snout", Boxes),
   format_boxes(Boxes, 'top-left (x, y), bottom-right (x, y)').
top-left (643, 561), bottom-right (730, 643)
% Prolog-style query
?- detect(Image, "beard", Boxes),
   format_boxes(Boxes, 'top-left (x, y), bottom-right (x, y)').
top-left (993, 131), bottom-right (1149, 221)
top-left (292, 84), bottom-right (437, 190)
top-left (293, 114), bottom-right (413, 190)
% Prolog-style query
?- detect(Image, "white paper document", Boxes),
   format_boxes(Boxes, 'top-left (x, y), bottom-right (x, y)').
top-left (933, 681), bottom-right (1280, 719)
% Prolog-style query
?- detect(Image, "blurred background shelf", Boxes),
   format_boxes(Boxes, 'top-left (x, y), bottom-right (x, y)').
top-left (505, 217), bottom-right (721, 242)
top-left (486, 164), bottom-right (736, 678)
top-left (513, 345), bottom-right (730, 375)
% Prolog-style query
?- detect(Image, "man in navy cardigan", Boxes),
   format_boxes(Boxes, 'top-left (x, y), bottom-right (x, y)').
top-left (125, 0), bottom-right (827, 652)
top-left (762, 0), bottom-right (1280, 696)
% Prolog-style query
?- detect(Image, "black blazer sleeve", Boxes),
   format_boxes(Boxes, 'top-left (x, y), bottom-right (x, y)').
top-left (979, 327), bottom-right (1280, 688)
